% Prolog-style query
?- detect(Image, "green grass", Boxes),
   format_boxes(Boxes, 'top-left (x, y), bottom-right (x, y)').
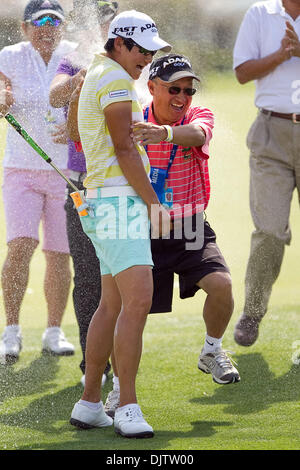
top-left (0, 72), bottom-right (300, 450)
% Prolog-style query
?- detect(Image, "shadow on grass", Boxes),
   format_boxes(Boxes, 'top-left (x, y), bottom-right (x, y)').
top-left (0, 355), bottom-right (61, 401)
top-left (0, 357), bottom-right (233, 449)
top-left (15, 419), bottom-right (233, 451)
top-left (0, 377), bottom-right (233, 449)
top-left (7, 352), bottom-right (297, 449)
top-left (191, 353), bottom-right (300, 414)
top-left (0, 355), bottom-right (83, 439)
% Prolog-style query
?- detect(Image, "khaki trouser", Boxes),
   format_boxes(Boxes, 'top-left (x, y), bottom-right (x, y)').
top-left (244, 110), bottom-right (300, 318)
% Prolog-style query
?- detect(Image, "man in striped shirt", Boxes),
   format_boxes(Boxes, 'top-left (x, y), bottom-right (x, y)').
top-left (69, 10), bottom-right (172, 438)
top-left (132, 54), bottom-right (240, 386)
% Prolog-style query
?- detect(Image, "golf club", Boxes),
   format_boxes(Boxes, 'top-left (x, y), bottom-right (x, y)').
top-left (4, 113), bottom-right (89, 216)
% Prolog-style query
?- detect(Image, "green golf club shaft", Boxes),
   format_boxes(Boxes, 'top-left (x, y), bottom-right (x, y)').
top-left (5, 113), bottom-right (79, 192)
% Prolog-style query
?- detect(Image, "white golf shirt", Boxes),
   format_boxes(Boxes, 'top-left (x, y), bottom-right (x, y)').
top-left (233, 0), bottom-right (300, 113)
top-left (0, 40), bottom-right (76, 170)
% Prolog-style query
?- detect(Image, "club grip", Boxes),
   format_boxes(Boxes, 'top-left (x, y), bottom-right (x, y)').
top-left (70, 191), bottom-right (89, 216)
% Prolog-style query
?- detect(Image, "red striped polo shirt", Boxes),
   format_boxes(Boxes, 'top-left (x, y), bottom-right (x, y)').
top-left (144, 103), bottom-right (214, 218)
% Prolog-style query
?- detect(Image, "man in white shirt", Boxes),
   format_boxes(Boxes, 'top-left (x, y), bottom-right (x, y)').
top-left (0, 0), bottom-right (76, 362)
top-left (233, 0), bottom-right (300, 346)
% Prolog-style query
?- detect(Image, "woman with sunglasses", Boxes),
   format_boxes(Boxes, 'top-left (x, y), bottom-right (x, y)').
top-left (49, 0), bottom-right (120, 392)
top-left (0, 0), bottom-right (77, 362)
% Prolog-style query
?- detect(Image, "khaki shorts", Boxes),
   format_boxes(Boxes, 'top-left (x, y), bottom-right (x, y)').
top-left (247, 111), bottom-right (300, 244)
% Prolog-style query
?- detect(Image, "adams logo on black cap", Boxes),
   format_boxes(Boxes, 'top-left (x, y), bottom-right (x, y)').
top-left (149, 56), bottom-right (192, 80)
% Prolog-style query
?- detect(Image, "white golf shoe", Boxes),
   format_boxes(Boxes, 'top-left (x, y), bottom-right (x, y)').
top-left (1, 325), bottom-right (22, 364)
top-left (70, 401), bottom-right (113, 429)
top-left (114, 403), bottom-right (154, 438)
top-left (42, 327), bottom-right (74, 356)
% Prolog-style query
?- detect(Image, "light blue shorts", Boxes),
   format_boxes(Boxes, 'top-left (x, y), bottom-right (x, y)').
top-left (80, 194), bottom-right (153, 276)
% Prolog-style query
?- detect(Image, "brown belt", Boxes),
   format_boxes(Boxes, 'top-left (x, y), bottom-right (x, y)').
top-left (261, 109), bottom-right (300, 123)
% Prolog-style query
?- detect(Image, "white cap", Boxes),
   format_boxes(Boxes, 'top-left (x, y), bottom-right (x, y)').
top-left (108, 10), bottom-right (172, 52)
top-left (24, 0), bottom-right (65, 22)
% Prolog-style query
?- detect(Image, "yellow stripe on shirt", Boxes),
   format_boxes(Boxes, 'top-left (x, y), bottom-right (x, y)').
top-left (78, 54), bottom-right (150, 188)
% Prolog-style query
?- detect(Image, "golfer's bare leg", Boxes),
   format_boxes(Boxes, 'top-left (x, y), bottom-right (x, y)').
top-left (82, 274), bottom-right (121, 403)
top-left (1, 237), bottom-right (38, 325)
top-left (197, 272), bottom-right (234, 338)
top-left (110, 348), bottom-right (118, 377)
top-left (44, 251), bottom-right (71, 327)
top-left (114, 265), bottom-right (153, 407)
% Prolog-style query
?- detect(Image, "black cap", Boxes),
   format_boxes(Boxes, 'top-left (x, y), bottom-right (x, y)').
top-left (24, 0), bottom-right (64, 22)
top-left (149, 54), bottom-right (200, 82)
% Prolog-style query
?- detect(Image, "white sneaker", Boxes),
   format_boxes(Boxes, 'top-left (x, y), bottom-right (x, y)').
top-left (70, 401), bottom-right (113, 429)
top-left (80, 374), bottom-right (107, 388)
top-left (42, 327), bottom-right (74, 356)
top-left (104, 389), bottom-right (120, 418)
top-left (198, 348), bottom-right (240, 384)
top-left (114, 403), bottom-right (154, 438)
top-left (1, 325), bottom-right (22, 364)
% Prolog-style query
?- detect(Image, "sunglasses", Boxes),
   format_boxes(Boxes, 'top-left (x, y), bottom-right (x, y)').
top-left (159, 83), bottom-right (197, 96)
top-left (30, 16), bottom-right (63, 27)
top-left (122, 38), bottom-right (157, 57)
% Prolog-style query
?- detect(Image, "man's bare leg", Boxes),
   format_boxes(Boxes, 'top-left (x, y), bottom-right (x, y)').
top-left (197, 271), bottom-right (240, 384)
top-left (197, 271), bottom-right (234, 338)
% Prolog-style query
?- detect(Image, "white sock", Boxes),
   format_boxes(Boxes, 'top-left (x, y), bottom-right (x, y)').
top-left (6, 324), bottom-right (20, 330)
top-left (79, 399), bottom-right (103, 410)
top-left (44, 326), bottom-right (61, 333)
top-left (6, 324), bottom-right (20, 332)
top-left (202, 334), bottom-right (223, 354)
top-left (113, 375), bottom-right (120, 391)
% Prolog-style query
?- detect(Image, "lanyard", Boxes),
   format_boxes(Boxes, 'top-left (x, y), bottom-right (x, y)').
top-left (143, 106), bottom-right (185, 179)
